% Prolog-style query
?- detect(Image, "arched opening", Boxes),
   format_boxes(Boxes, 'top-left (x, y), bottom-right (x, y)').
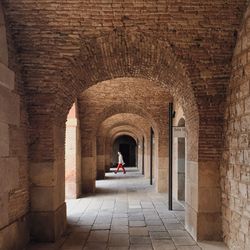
top-left (23, 31), bottom-right (202, 243)
top-left (112, 135), bottom-right (137, 168)
top-left (96, 110), bottom-right (158, 182)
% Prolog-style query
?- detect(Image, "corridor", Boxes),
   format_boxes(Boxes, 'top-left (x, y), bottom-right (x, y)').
top-left (1, 1), bottom-right (250, 249)
top-left (28, 168), bottom-right (227, 250)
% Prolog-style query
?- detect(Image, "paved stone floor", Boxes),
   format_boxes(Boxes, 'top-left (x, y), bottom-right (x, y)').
top-left (27, 168), bottom-right (228, 250)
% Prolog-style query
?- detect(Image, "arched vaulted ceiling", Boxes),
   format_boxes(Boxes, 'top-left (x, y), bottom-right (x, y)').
top-left (3, 0), bottom-right (247, 120)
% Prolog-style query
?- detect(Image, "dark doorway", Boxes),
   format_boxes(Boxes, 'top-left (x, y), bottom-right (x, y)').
top-left (113, 135), bottom-right (137, 167)
top-left (119, 143), bottom-right (130, 165)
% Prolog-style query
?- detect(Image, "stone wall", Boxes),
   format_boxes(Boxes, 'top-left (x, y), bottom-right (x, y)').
top-left (221, 4), bottom-right (250, 249)
top-left (0, 3), bottom-right (29, 249)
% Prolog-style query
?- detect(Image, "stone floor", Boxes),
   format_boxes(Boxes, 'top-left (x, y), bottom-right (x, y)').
top-left (27, 168), bottom-right (228, 250)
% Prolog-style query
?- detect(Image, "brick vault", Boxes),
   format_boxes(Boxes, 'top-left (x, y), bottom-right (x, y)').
top-left (0, 1), bottom-right (250, 249)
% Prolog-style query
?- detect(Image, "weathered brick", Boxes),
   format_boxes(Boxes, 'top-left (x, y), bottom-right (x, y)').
top-left (0, 0), bottom-right (249, 247)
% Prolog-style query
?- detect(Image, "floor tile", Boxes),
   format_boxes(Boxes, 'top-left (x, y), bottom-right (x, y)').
top-left (109, 233), bottom-right (129, 246)
top-left (130, 236), bottom-right (152, 245)
top-left (129, 227), bottom-right (148, 236)
top-left (27, 168), bottom-right (225, 250)
top-left (87, 230), bottom-right (109, 242)
top-left (172, 236), bottom-right (197, 246)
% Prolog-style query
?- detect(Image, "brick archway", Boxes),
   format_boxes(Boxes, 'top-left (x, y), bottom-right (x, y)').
top-left (97, 117), bottom-right (151, 181)
top-left (94, 111), bottom-right (154, 187)
top-left (109, 129), bottom-right (147, 176)
top-left (58, 30), bottom-right (197, 121)
top-left (27, 31), bottom-right (201, 242)
top-left (94, 101), bottom-right (159, 137)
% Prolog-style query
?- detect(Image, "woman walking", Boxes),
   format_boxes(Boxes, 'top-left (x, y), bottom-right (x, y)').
top-left (114, 151), bottom-right (126, 174)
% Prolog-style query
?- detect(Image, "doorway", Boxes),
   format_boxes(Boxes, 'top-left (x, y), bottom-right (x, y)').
top-left (113, 135), bottom-right (137, 167)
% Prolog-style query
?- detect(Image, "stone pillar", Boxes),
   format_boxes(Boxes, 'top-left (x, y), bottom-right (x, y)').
top-left (137, 138), bottom-right (142, 173)
top-left (157, 133), bottom-right (169, 193)
top-left (29, 119), bottom-right (67, 242)
top-left (144, 135), bottom-right (151, 179)
top-left (185, 159), bottom-right (198, 239)
top-left (186, 160), bottom-right (221, 241)
top-left (105, 137), bottom-right (112, 171)
top-left (196, 112), bottom-right (222, 241)
top-left (65, 103), bottom-right (81, 199)
top-left (96, 136), bottom-right (105, 179)
top-left (81, 138), bottom-right (96, 193)
top-left (0, 62), bottom-right (29, 248)
top-left (184, 117), bottom-right (199, 241)
top-left (197, 161), bottom-right (221, 240)
top-left (185, 110), bottom-right (222, 241)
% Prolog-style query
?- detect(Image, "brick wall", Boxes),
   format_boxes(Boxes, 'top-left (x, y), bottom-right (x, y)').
top-left (221, 5), bottom-right (250, 249)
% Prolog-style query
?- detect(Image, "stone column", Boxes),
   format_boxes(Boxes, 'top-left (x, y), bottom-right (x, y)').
top-left (81, 137), bottom-right (96, 193)
top-left (144, 135), bottom-right (151, 179)
top-left (65, 103), bottom-right (81, 199)
top-left (137, 138), bottom-right (142, 173)
top-left (197, 113), bottom-right (222, 240)
top-left (185, 109), bottom-right (222, 241)
top-left (96, 136), bottom-right (106, 179)
top-left (184, 118), bottom-right (199, 241)
top-left (29, 118), bottom-right (67, 242)
top-left (157, 132), bottom-right (169, 192)
top-left (0, 61), bottom-right (29, 248)
top-left (105, 136), bottom-right (112, 171)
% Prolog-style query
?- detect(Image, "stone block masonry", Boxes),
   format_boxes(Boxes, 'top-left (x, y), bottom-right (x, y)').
top-left (0, 4), bottom-right (30, 249)
top-left (221, 4), bottom-right (250, 250)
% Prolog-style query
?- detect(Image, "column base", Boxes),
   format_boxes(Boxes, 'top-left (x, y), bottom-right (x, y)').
top-left (185, 203), bottom-right (198, 240)
top-left (30, 202), bottom-right (67, 242)
top-left (197, 212), bottom-right (222, 241)
top-left (96, 169), bottom-right (105, 180)
top-left (0, 215), bottom-right (29, 250)
top-left (105, 164), bottom-right (111, 172)
top-left (82, 179), bottom-right (95, 193)
top-left (185, 204), bottom-right (222, 241)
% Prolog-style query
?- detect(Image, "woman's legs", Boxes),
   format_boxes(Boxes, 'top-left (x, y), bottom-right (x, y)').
top-left (115, 163), bottom-right (122, 174)
top-left (121, 165), bottom-right (126, 174)
top-left (115, 163), bottom-right (126, 174)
